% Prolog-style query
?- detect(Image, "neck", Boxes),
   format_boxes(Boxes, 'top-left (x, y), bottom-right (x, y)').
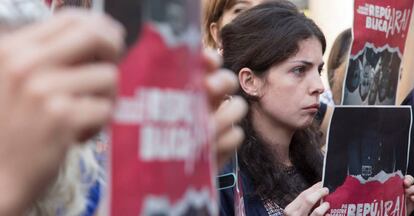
top-left (251, 104), bottom-right (295, 166)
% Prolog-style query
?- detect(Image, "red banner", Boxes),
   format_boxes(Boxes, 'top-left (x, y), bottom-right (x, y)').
top-left (342, 0), bottom-right (414, 105)
top-left (326, 173), bottom-right (405, 216)
top-left (109, 1), bottom-right (217, 215)
top-left (351, 0), bottom-right (413, 54)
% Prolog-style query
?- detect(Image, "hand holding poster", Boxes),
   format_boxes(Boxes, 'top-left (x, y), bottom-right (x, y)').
top-left (322, 106), bottom-right (412, 216)
top-left (108, 0), bottom-right (217, 215)
top-left (342, 0), bottom-right (414, 105)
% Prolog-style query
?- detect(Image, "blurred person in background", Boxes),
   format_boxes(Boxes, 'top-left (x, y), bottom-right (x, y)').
top-left (202, 0), bottom-right (265, 51)
top-left (326, 28), bottom-right (352, 105)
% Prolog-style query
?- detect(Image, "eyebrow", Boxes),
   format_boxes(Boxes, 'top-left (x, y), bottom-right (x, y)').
top-left (289, 60), bottom-right (325, 67)
top-left (235, 0), bottom-right (250, 4)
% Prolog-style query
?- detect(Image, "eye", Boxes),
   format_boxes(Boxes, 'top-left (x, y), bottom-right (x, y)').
top-left (230, 3), bottom-right (248, 15)
top-left (291, 66), bottom-right (306, 75)
top-left (233, 7), bottom-right (245, 14)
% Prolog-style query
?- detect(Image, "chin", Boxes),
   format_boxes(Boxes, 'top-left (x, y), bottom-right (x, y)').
top-left (292, 118), bottom-right (314, 130)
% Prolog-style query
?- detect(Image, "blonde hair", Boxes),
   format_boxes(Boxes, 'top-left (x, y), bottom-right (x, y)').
top-left (28, 140), bottom-right (105, 216)
top-left (202, 0), bottom-right (235, 48)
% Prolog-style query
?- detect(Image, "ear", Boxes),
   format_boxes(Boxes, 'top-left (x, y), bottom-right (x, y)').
top-left (238, 67), bottom-right (264, 97)
top-left (209, 22), bottom-right (222, 48)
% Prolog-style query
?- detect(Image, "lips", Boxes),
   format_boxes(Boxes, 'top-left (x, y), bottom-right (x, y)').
top-left (304, 103), bottom-right (320, 110)
top-left (303, 103), bottom-right (320, 112)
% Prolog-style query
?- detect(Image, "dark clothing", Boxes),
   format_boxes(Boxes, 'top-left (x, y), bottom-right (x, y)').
top-left (401, 90), bottom-right (414, 216)
top-left (219, 163), bottom-right (268, 216)
top-left (219, 163), bottom-right (312, 216)
top-left (402, 89), bottom-right (414, 176)
top-left (272, 166), bottom-right (310, 208)
top-left (315, 102), bottom-right (327, 125)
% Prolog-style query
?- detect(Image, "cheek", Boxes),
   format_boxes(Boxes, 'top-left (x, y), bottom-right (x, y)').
top-left (261, 85), bottom-right (299, 115)
top-left (220, 13), bottom-right (236, 27)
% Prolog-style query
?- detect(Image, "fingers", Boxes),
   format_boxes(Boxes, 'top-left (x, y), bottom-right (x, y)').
top-left (216, 125), bottom-right (244, 153)
top-left (34, 13), bottom-right (125, 65)
top-left (0, 10), bottom-right (125, 75)
top-left (67, 97), bottom-right (113, 140)
top-left (216, 126), bottom-right (244, 169)
top-left (310, 202), bottom-right (330, 216)
top-left (302, 187), bottom-right (329, 211)
top-left (405, 176), bottom-right (414, 215)
top-left (204, 51), bottom-right (247, 169)
top-left (405, 175), bottom-right (414, 202)
top-left (406, 189), bottom-right (414, 202)
top-left (206, 69), bottom-right (239, 109)
top-left (25, 63), bottom-right (118, 98)
top-left (405, 175), bottom-right (414, 187)
top-left (285, 182), bottom-right (329, 216)
top-left (203, 48), bottom-right (222, 73)
top-left (213, 96), bottom-right (248, 134)
top-left (213, 96), bottom-right (247, 169)
top-left (8, 9), bottom-right (124, 46)
top-left (3, 10), bottom-right (75, 43)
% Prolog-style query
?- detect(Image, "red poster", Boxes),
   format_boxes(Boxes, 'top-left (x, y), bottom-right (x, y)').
top-left (108, 0), bottom-right (217, 215)
top-left (342, 0), bottom-right (414, 105)
top-left (322, 107), bottom-right (412, 216)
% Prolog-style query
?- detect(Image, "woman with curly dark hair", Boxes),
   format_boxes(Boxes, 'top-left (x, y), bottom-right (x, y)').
top-left (219, 1), bottom-right (330, 215)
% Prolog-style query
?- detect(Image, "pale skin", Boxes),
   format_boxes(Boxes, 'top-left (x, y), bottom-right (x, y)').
top-left (0, 9), bottom-right (247, 215)
top-left (0, 10), bottom-right (124, 215)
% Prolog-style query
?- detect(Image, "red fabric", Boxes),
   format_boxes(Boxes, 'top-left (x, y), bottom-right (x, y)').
top-left (110, 24), bottom-right (216, 215)
top-left (325, 174), bottom-right (405, 216)
top-left (351, 0), bottom-right (414, 55)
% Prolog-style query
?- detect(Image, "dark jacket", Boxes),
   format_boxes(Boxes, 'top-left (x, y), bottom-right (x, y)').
top-left (219, 163), bottom-right (272, 216)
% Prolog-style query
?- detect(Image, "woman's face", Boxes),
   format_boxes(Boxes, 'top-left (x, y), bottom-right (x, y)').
top-left (220, 0), bottom-right (265, 27)
top-left (209, 0), bottom-right (264, 48)
top-left (256, 37), bottom-right (325, 129)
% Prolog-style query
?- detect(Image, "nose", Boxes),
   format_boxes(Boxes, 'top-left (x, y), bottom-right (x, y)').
top-left (309, 71), bottom-right (325, 95)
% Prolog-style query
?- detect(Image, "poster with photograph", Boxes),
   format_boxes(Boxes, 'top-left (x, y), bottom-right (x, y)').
top-left (323, 106), bottom-right (412, 216)
top-left (107, 0), bottom-right (217, 215)
top-left (342, 0), bottom-right (414, 105)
